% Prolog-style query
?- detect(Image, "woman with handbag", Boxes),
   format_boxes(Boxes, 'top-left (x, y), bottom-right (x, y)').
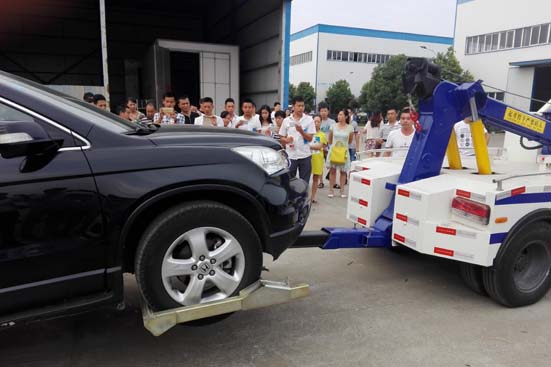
top-left (326, 109), bottom-right (354, 198)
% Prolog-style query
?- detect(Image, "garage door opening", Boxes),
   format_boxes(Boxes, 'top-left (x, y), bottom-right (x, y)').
top-left (170, 52), bottom-right (200, 106)
top-left (531, 66), bottom-right (551, 111)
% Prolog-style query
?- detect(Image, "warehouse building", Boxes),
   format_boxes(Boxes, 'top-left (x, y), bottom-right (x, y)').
top-left (454, 0), bottom-right (551, 160)
top-left (289, 24), bottom-right (452, 105)
top-left (0, 0), bottom-right (292, 113)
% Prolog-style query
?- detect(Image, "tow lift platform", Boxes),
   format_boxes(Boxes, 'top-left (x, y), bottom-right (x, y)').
top-left (142, 280), bottom-right (309, 336)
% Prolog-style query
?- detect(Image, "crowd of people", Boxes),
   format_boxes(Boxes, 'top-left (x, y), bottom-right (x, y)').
top-left (82, 91), bottom-right (485, 203)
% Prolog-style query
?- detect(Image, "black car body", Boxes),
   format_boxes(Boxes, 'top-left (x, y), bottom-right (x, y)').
top-left (0, 71), bottom-right (309, 325)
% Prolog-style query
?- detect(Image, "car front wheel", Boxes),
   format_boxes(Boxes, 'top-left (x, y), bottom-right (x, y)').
top-left (135, 201), bottom-right (263, 312)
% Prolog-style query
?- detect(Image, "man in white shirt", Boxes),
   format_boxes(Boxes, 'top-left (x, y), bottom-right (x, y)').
top-left (271, 102), bottom-right (281, 123)
top-left (234, 98), bottom-right (261, 131)
top-left (454, 118), bottom-right (490, 156)
top-left (377, 108), bottom-right (401, 145)
top-left (193, 97), bottom-right (224, 127)
top-left (224, 98), bottom-right (239, 127)
top-left (279, 96), bottom-right (316, 183)
top-left (384, 108), bottom-right (415, 158)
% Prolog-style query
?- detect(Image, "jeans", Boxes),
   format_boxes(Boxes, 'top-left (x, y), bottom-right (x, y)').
top-left (349, 148), bottom-right (356, 162)
top-left (289, 157), bottom-right (312, 184)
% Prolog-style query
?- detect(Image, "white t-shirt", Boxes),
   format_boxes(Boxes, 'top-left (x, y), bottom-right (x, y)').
top-left (385, 129), bottom-right (415, 158)
top-left (194, 115), bottom-right (224, 127)
top-left (229, 114), bottom-right (239, 128)
top-left (454, 120), bottom-right (488, 156)
top-left (235, 115), bottom-right (261, 131)
top-left (279, 114), bottom-right (316, 160)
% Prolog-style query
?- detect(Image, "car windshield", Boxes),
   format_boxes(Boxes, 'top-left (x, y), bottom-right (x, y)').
top-left (1, 71), bottom-right (137, 133)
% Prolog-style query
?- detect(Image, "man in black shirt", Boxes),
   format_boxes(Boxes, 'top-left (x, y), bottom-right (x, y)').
top-left (177, 96), bottom-right (200, 124)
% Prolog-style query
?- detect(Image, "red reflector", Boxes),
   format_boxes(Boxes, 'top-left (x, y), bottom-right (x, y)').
top-left (361, 178), bottom-right (371, 186)
top-left (358, 199), bottom-right (368, 207)
top-left (436, 226), bottom-right (457, 236)
top-left (393, 234), bottom-right (405, 242)
top-left (362, 167), bottom-right (369, 171)
top-left (396, 213), bottom-right (408, 222)
top-left (456, 189), bottom-right (471, 199)
top-left (398, 189), bottom-right (410, 197)
top-left (511, 187), bottom-right (526, 196)
top-left (451, 196), bottom-right (491, 225)
top-left (357, 217), bottom-right (367, 225)
top-left (434, 247), bottom-right (454, 257)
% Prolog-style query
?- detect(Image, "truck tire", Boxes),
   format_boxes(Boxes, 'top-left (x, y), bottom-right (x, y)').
top-left (482, 222), bottom-right (551, 307)
top-left (135, 201), bottom-right (263, 313)
top-left (459, 262), bottom-right (487, 296)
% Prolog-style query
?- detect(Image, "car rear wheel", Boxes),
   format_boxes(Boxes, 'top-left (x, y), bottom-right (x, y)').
top-left (135, 201), bottom-right (262, 315)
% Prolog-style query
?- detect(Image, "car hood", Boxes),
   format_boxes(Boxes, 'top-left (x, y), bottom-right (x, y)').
top-left (147, 125), bottom-right (281, 149)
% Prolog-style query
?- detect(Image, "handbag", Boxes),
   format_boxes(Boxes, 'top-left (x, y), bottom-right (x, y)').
top-left (330, 140), bottom-right (347, 165)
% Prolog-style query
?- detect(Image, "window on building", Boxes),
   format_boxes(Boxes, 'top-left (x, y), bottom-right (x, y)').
top-left (522, 26), bottom-right (531, 47)
top-left (291, 51), bottom-right (312, 66)
top-left (487, 92), bottom-right (505, 101)
top-left (465, 37), bottom-right (473, 54)
top-left (530, 25), bottom-right (540, 45)
top-left (490, 33), bottom-right (499, 50)
top-left (483, 34), bottom-right (492, 52)
top-left (498, 32), bottom-right (506, 49)
top-left (540, 23), bottom-right (550, 44)
top-left (514, 28), bottom-right (523, 47)
top-left (466, 21), bottom-right (551, 56)
top-left (341, 51), bottom-right (349, 62)
top-left (505, 30), bottom-right (514, 48)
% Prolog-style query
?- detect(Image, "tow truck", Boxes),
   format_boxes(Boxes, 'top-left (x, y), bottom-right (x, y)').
top-left (296, 58), bottom-right (551, 308)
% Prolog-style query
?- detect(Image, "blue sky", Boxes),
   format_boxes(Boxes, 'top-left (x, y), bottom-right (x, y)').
top-left (291, 0), bottom-right (457, 37)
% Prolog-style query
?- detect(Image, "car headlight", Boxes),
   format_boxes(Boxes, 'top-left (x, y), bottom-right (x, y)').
top-left (232, 146), bottom-right (289, 175)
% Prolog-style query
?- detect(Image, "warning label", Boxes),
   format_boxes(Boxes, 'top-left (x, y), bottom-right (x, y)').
top-left (504, 107), bottom-right (546, 134)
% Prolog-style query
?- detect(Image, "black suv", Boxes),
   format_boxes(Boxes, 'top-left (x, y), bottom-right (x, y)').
top-left (0, 71), bottom-right (309, 326)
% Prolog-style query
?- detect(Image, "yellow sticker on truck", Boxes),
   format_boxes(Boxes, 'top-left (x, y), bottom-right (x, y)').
top-left (504, 107), bottom-right (546, 134)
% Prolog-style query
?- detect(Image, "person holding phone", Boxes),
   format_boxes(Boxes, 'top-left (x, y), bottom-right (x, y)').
top-left (234, 98), bottom-right (261, 132)
top-left (154, 92), bottom-right (182, 125)
top-left (193, 97), bottom-right (224, 127)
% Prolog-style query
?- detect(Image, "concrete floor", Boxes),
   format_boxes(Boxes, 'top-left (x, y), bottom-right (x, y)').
top-left (4, 133), bottom-right (550, 367)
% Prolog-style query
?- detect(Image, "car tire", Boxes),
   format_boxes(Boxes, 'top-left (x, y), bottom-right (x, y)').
top-left (482, 222), bottom-right (551, 307)
top-left (459, 262), bottom-right (487, 296)
top-left (135, 201), bottom-right (263, 314)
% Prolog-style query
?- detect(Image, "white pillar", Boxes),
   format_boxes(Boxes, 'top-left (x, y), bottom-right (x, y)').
top-left (99, 0), bottom-right (110, 110)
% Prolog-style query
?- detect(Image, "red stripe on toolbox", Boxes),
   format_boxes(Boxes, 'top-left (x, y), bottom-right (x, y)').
top-left (358, 199), bottom-right (368, 207)
top-left (357, 217), bottom-right (367, 225)
top-left (396, 213), bottom-right (408, 222)
top-left (434, 247), bottom-right (454, 257)
top-left (511, 187), bottom-right (526, 196)
top-left (361, 178), bottom-right (371, 185)
top-left (398, 189), bottom-right (410, 197)
top-left (393, 234), bottom-right (405, 242)
top-left (436, 226), bottom-right (457, 236)
top-left (456, 189), bottom-right (471, 199)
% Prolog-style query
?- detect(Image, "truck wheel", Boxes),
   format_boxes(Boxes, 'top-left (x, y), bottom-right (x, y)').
top-left (482, 222), bottom-right (551, 307)
top-left (135, 201), bottom-right (262, 313)
top-left (459, 262), bottom-right (487, 296)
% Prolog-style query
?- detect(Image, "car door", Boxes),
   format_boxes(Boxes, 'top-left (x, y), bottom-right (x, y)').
top-left (0, 99), bottom-right (108, 316)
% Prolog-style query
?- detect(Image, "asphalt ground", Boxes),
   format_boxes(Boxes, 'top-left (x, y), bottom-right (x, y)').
top-left (4, 133), bottom-right (549, 367)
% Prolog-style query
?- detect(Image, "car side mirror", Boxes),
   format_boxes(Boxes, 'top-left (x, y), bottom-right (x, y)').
top-left (0, 132), bottom-right (61, 159)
